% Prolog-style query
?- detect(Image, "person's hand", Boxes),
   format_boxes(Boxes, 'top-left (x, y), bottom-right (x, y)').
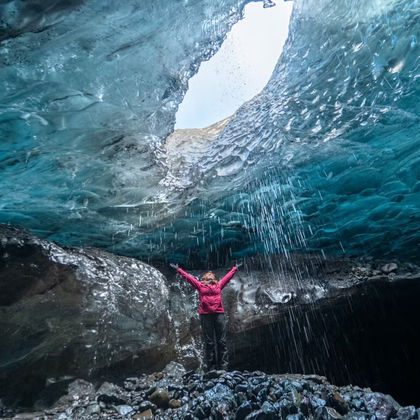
top-left (235, 261), bottom-right (243, 269)
top-left (169, 263), bottom-right (179, 270)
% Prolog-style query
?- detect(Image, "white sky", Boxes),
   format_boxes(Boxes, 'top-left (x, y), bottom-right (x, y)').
top-left (175, 1), bottom-right (294, 129)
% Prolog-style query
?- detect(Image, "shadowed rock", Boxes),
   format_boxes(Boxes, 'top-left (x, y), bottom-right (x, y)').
top-left (5, 366), bottom-right (418, 419)
top-left (0, 224), bottom-right (175, 406)
top-left (1, 224), bottom-right (420, 408)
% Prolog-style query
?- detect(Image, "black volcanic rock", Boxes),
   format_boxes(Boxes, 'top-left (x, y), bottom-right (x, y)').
top-left (96, 382), bottom-right (127, 406)
top-left (4, 365), bottom-right (419, 419)
top-left (1, 224), bottom-right (420, 408)
top-left (0, 224), bottom-right (175, 406)
top-left (165, 254), bottom-right (420, 406)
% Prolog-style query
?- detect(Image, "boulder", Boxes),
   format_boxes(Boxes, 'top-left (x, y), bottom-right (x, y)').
top-left (381, 263), bottom-right (398, 274)
top-left (0, 225), bottom-right (175, 406)
top-left (6, 367), bottom-right (420, 420)
top-left (327, 391), bottom-right (349, 415)
top-left (363, 393), bottom-right (397, 420)
top-left (397, 406), bottom-right (417, 420)
top-left (96, 382), bottom-right (127, 406)
top-left (133, 409), bottom-right (153, 419)
top-left (149, 389), bottom-right (170, 409)
top-left (236, 401), bottom-right (253, 420)
top-left (169, 398), bottom-right (182, 408)
top-left (2, 224), bottom-right (420, 409)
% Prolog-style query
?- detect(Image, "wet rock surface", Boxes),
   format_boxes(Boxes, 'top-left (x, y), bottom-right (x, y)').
top-left (1, 225), bottom-right (420, 407)
top-left (0, 224), bottom-right (175, 406)
top-left (165, 255), bottom-right (420, 406)
top-left (2, 363), bottom-right (419, 420)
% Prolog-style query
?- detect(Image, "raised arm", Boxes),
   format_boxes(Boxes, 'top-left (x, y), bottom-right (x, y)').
top-left (177, 268), bottom-right (201, 290)
top-left (219, 266), bottom-right (238, 290)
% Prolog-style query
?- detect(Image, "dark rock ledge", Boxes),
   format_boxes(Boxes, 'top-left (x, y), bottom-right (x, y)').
top-left (3, 362), bottom-right (419, 420)
top-left (1, 224), bottom-right (420, 411)
top-left (0, 224), bottom-right (176, 407)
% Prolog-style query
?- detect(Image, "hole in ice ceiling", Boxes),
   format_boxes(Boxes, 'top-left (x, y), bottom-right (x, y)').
top-left (175, 1), bottom-right (293, 129)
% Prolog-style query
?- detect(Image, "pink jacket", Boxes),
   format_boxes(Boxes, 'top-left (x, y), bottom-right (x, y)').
top-left (177, 267), bottom-right (238, 314)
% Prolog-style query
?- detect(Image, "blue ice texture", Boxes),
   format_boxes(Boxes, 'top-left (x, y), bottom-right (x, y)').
top-left (0, 0), bottom-right (419, 262)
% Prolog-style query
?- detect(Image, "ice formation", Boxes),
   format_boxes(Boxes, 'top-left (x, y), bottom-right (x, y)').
top-left (0, 0), bottom-right (419, 262)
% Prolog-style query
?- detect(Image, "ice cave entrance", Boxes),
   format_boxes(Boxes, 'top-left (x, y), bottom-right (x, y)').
top-left (175, 1), bottom-right (293, 129)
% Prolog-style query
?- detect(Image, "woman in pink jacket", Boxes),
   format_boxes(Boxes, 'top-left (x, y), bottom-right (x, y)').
top-left (170, 262), bottom-right (242, 371)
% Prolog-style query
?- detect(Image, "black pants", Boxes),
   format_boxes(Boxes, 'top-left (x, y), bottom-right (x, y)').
top-left (200, 313), bottom-right (228, 370)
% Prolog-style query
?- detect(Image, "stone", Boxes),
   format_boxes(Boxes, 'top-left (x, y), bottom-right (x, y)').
top-left (204, 383), bottom-right (236, 409)
top-left (169, 398), bottom-right (182, 408)
top-left (114, 404), bottom-right (134, 416)
top-left (215, 402), bottom-right (231, 419)
top-left (353, 399), bottom-right (364, 410)
top-left (204, 370), bottom-right (225, 380)
top-left (85, 403), bottom-right (101, 415)
top-left (183, 370), bottom-right (196, 379)
top-left (235, 401), bottom-right (253, 420)
top-left (311, 396), bottom-right (328, 409)
top-left (257, 386), bottom-right (269, 402)
top-left (4, 369), bottom-right (419, 420)
top-left (244, 405), bottom-right (278, 419)
top-left (133, 409), bottom-right (153, 419)
top-left (123, 377), bottom-right (141, 391)
top-left (291, 389), bottom-right (302, 406)
top-left (291, 382), bottom-right (304, 393)
top-left (205, 380), bottom-right (216, 390)
top-left (315, 406), bottom-right (343, 420)
top-left (138, 401), bottom-right (156, 412)
top-left (2, 226), bottom-right (420, 411)
top-left (328, 391), bottom-right (349, 415)
top-left (97, 382), bottom-right (127, 406)
top-left (343, 412), bottom-right (373, 420)
top-left (211, 408), bottom-right (225, 420)
top-left (261, 401), bottom-right (277, 418)
top-left (0, 225), bottom-right (174, 406)
top-left (168, 383), bottom-right (182, 392)
top-left (243, 410), bottom-right (263, 419)
top-left (287, 414), bottom-right (305, 420)
top-left (48, 379), bottom-right (94, 409)
top-left (279, 398), bottom-right (295, 417)
top-left (235, 384), bottom-right (249, 393)
top-left (397, 406), bottom-right (418, 420)
top-left (363, 393), bottom-right (397, 420)
top-left (153, 372), bottom-right (164, 380)
top-left (381, 263), bottom-right (398, 273)
top-left (236, 392), bottom-right (248, 405)
top-left (300, 396), bottom-right (312, 416)
top-left (386, 394), bottom-right (402, 412)
top-left (68, 379), bottom-right (95, 397)
top-left (193, 404), bottom-right (208, 419)
top-left (145, 385), bottom-right (157, 396)
top-left (149, 389), bottom-right (170, 408)
top-left (12, 413), bottom-right (45, 419)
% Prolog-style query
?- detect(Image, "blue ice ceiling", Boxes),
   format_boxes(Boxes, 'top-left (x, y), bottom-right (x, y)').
top-left (0, 0), bottom-right (419, 263)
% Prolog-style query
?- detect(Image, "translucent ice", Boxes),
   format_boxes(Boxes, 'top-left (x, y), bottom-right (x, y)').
top-left (0, 0), bottom-right (419, 262)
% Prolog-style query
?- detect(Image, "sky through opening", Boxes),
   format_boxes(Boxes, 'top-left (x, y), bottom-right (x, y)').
top-left (175, 1), bottom-right (293, 129)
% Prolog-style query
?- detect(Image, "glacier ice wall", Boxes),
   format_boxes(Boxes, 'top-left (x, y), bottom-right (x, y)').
top-left (0, 0), bottom-right (419, 263)
top-left (0, 0), bottom-right (250, 243)
top-left (170, 0), bottom-right (420, 262)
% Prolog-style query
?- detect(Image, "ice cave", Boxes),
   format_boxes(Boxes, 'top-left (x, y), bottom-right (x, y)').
top-left (0, 0), bottom-right (419, 418)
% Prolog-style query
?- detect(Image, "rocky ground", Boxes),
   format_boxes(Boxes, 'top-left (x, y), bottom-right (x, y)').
top-left (2, 362), bottom-right (419, 420)
top-left (1, 224), bottom-right (420, 409)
